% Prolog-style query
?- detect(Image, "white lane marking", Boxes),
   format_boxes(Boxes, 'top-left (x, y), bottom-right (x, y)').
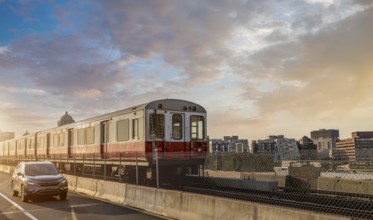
top-left (71, 206), bottom-right (78, 220)
top-left (70, 203), bottom-right (102, 208)
top-left (70, 203), bottom-right (102, 220)
top-left (0, 192), bottom-right (39, 220)
top-left (1, 208), bottom-right (48, 215)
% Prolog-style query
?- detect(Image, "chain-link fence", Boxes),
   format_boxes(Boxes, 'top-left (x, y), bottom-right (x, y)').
top-left (1, 150), bottom-right (373, 218)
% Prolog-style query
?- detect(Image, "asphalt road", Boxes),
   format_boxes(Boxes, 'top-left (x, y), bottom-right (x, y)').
top-left (0, 172), bottom-right (166, 220)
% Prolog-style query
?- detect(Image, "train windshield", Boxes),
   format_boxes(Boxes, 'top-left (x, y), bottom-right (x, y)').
top-left (150, 114), bottom-right (165, 138)
top-left (190, 115), bottom-right (204, 140)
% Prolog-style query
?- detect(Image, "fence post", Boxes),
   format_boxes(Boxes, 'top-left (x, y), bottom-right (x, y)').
top-left (119, 153), bottom-right (122, 183)
top-left (82, 154), bottom-right (85, 177)
top-left (104, 152), bottom-right (107, 180)
top-left (152, 134), bottom-right (159, 188)
top-left (93, 153), bottom-right (96, 178)
top-left (136, 151), bottom-right (139, 185)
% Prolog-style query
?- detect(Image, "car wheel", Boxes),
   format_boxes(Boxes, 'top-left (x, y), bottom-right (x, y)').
top-left (21, 185), bottom-right (28, 202)
top-left (11, 182), bottom-right (18, 197)
top-left (59, 192), bottom-right (67, 201)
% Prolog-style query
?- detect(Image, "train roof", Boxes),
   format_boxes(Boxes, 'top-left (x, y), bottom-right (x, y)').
top-left (73, 99), bottom-right (206, 125)
top-left (40, 99), bottom-right (206, 129)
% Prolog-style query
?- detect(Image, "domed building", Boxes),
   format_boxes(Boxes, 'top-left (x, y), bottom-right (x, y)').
top-left (57, 111), bottom-right (75, 126)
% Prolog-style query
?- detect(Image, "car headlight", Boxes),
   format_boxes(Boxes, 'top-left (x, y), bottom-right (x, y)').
top-left (59, 178), bottom-right (67, 185)
top-left (26, 179), bottom-right (38, 185)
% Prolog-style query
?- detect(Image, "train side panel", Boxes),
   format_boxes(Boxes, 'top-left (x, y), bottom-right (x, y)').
top-left (71, 121), bottom-right (100, 156)
top-left (25, 135), bottom-right (36, 159)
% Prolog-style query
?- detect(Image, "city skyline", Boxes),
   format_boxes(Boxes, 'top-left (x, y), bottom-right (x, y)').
top-left (1, 0), bottom-right (373, 140)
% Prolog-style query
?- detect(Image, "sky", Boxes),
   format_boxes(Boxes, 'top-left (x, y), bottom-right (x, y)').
top-left (1, 0), bottom-right (373, 140)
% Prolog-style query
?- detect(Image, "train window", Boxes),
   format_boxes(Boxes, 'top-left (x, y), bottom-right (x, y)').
top-left (78, 128), bottom-right (85, 145)
top-left (37, 137), bottom-right (40, 149)
top-left (38, 136), bottom-right (45, 149)
top-left (150, 114), bottom-right (165, 138)
top-left (172, 114), bottom-right (183, 140)
top-left (86, 127), bottom-right (95, 145)
top-left (53, 134), bottom-right (59, 147)
top-left (28, 138), bottom-right (33, 149)
top-left (190, 116), bottom-right (204, 140)
top-left (132, 118), bottom-right (144, 140)
top-left (17, 140), bottom-right (23, 150)
top-left (117, 119), bottom-right (129, 142)
top-left (60, 132), bottom-right (65, 147)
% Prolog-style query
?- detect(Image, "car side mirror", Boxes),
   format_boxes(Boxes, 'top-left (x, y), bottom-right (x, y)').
top-left (16, 172), bottom-right (23, 177)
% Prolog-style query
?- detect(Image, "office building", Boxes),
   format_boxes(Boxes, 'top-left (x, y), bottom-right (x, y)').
top-left (209, 136), bottom-right (249, 153)
top-left (311, 129), bottom-right (339, 158)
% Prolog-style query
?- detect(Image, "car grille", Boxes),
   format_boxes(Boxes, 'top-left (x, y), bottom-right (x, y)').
top-left (38, 181), bottom-right (59, 186)
top-left (35, 189), bottom-right (60, 195)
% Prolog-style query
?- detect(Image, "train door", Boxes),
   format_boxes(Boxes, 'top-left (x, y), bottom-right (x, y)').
top-left (68, 129), bottom-right (73, 156)
top-left (170, 113), bottom-right (185, 153)
top-left (100, 121), bottom-right (109, 155)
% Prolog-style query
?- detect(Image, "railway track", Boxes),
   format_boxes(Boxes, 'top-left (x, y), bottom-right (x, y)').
top-left (181, 177), bottom-right (373, 219)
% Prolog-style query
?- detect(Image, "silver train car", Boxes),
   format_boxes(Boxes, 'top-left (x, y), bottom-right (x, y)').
top-left (0, 99), bottom-right (208, 182)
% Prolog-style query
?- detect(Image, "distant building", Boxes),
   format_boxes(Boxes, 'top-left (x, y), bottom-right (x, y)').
top-left (311, 129), bottom-right (339, 158)
top-left (297, 136), bottom-right (317, 160)
top-left (209, 136), bottom-right (249, 153)
top-left (336, 131), bottom-right (373, 161)
top-left (0, 129), bottom-right (15, 141)
top-left (252, 135), bottom-right (300, 160)
top-left (57, 111), bottom-right (75, 126)
top-left (335, 138), bottom-right (355, 160)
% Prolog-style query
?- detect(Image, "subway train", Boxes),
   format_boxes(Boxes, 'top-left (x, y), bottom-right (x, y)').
top-left (0, 99), bottom-right (208, 183)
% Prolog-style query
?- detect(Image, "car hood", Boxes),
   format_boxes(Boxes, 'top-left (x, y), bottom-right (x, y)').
top-left (26, 174), bottom-right (64, 182)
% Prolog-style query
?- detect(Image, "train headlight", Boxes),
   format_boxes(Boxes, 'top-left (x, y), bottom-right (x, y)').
top-left (198, 147), bottom-right (202, 152)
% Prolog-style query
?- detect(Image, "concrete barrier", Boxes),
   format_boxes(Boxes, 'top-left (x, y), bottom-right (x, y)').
top-left (95, 180), bottom-right (126, 204)
top-left (0, 164), bottom-right (12, 174)
top-left (64, 174), bottom-right (77, 192)
top-left (164, 190), bottom-right (347, 220)
top-left (318, 177), bottom-right (373, 195)
top-left (205, 170), bottom-right (287, 188)
top-left (75, 176), bottom-right (98, 196)
top-left (204, 170), bottom-right (241, 179)
top-left (124, 185), bottom-right (167, 216)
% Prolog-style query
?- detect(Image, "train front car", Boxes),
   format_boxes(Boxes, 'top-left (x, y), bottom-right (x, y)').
top-left (143, 99), bottom-right (208, 183)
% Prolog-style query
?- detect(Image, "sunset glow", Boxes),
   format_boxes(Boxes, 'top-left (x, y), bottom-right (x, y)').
top-left (1, 0), bottom-right (373, 140)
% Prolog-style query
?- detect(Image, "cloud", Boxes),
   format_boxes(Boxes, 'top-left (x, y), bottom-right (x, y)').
top-left (305, 0), bottom-right (336, 7)
top-left (0, 86), bottom-right (47, 95)
top-left (235, 5), bottom-right (373, 137)
top-left (74, 89), bottom-right (103, 99)
top-left (0, 102), bottom-right (18, 110)
top-left (0, 46), bottom-right (8, 55)
top-left (1, 0), bottom-right (373, 138)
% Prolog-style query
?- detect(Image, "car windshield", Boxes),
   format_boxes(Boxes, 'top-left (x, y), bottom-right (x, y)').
top-left (25, 163), bottom-right (59, 176)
